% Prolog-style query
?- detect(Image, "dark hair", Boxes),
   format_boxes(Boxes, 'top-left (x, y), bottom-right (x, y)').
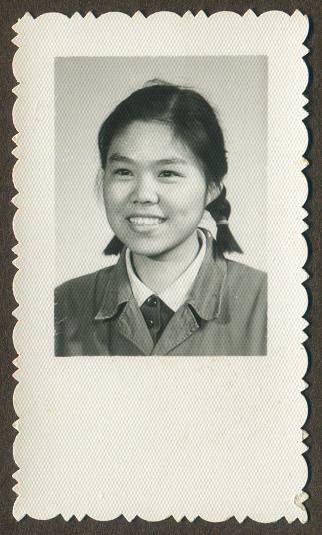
top-left (99, 80), bottom-right (242, 255)
top-left (99, 80), bottom-right (227, 186)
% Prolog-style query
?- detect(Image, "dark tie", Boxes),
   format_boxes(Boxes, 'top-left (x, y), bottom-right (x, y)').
top-left (140, 295), bottom-right (174, 345)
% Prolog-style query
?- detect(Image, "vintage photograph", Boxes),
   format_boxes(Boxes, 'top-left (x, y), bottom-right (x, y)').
top-left (12, 12), bottom-right (308, 524)
top-left (54, 56), bottom-right (267, 356)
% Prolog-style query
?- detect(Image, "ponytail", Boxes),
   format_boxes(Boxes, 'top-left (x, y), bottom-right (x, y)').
top-left (205, 186), bottom-right (243, 255)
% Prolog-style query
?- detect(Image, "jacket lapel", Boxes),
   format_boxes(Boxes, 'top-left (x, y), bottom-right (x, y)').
top-left (94, 250), bottom-right (154, 355)
top-left (152, 306), bottom-right (200, 355)
top-left (152, 235), bottom-right (229, 355)
top-left (93, 235), bottom-right (229, 356)
top-left (187, 237), bottom-right (228, 322)
top-left (114, 298), bottom-right (154, 355)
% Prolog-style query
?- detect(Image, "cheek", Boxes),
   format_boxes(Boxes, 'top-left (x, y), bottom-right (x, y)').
top-left (103, 182), bottom-right (128, 212)
top-left (170, 180), bottom-right (207, 216)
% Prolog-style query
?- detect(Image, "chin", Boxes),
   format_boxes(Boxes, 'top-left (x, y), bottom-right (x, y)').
top-left (128, 245), bottom-right (165, 258)
top-left (126, 239), bottom-right (173, 258)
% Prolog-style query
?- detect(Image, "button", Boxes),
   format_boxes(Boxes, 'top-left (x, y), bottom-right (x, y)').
top-left (147, 319), bottom-right (154, 328)
top-left (147, 296), bottom-right (158, 307)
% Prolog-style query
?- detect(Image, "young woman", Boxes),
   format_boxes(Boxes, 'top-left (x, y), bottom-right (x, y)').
top-left (55, 81), bottom-right (267, 356)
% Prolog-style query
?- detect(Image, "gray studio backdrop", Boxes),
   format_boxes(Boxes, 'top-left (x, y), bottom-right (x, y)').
top-left (55, 56), bottom-right (267, 286)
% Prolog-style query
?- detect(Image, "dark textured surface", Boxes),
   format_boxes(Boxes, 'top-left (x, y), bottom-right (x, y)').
top-left (0, 1), bottom-right (320, 533)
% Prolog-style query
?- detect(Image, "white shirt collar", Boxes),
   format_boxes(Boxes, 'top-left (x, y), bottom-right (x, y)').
top-left (125, 229), bottom-right (207, 312)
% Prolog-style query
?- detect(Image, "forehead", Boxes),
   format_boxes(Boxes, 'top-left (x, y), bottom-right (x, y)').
top-left (107, 121), bottom-right (196, 163)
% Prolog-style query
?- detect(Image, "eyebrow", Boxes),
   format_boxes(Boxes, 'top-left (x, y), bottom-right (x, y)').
top-left (107, 154), bottom-right (188, 165)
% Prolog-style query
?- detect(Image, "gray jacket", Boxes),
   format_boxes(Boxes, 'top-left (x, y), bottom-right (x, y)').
top-left (55, 236), bottom-right (267, 356)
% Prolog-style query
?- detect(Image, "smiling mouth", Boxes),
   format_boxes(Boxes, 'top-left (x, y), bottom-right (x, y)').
top-left (128, 217), bottom-right (166, 227)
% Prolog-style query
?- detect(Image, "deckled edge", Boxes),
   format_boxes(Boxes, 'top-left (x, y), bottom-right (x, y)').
top-left (11, 9), bottom-right (310, 524)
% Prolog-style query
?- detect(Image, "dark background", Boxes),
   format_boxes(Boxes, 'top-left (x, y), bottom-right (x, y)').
top-left (1, 1), bottom-right (320, 534)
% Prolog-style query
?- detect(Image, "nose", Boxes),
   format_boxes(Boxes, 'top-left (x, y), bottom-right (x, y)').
top-left (131, 172), bottom-right (159, 204)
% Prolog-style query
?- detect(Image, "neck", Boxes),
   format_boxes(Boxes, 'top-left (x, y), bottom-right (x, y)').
top-left (132, 231), bottom-right (200, 295)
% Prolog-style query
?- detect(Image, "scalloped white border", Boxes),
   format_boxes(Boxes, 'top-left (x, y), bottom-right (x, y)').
top-left (12, 10), bottom-right (309, 523)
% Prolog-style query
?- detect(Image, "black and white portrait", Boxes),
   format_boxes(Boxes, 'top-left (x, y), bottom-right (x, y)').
top-left (54, 56), bottom-right (268, 356)
top-left (13, 12), bottom-right (309, 523)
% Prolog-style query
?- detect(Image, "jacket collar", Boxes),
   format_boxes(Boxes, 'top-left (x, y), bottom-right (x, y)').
top-left (186, 231), bottom-right (227, 321)
top-left (95, 232), bottom-right (228, 322)
top-left (94, 248), bottom-right (133, 320)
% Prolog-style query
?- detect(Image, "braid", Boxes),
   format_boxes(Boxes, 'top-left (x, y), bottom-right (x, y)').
top-left (103, 235), bottom-right (124, 256)
top-left (205, 186), bottom-right (243, 254)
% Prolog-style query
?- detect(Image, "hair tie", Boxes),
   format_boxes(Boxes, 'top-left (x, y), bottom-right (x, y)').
top-left (205, 186), bottom-right (243, 254)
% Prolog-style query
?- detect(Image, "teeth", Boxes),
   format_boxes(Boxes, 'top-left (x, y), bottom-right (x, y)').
top-left (129, 217), bottom-right (164, 226)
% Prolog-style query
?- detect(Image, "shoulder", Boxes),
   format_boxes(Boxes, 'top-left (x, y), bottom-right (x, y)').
top-left (225, 259), bottom-right (267, 292)
top-left (55, 265), bottom-right (115, 308)
top-left (226, 259), bottom-right (266, 279)
top-left (224, 260), bottom-right (267, 327)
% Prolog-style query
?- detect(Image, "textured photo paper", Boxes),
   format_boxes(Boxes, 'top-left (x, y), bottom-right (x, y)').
top-left (12, 11), bottom-right (308, 522)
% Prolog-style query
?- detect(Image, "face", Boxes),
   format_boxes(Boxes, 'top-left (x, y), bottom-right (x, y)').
top-left (103, 121), bottom-right (209, 260)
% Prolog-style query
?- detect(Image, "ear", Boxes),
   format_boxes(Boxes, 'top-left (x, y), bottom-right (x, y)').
top-left (95, 167), bottom-right (106, 201)
top-left (97, 167), bottom-right (105, 183)
top-left (205, 182), bottom-right (221, 206)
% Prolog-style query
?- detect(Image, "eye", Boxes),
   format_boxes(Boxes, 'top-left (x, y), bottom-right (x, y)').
top-left (158, 170), bottom-right (181, 178)
top-left (113, 168), bottom-right (133, 177)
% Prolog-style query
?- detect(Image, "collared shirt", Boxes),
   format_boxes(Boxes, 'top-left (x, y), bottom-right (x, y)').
top-left (55, 232), bottom-right (267, 356)
top-left (125, 229), bottom-right (207, 312)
